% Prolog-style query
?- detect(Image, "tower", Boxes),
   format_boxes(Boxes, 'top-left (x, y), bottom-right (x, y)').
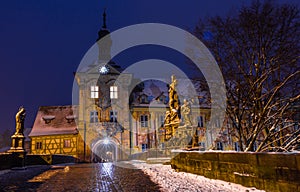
top-left (74, 9), bottom-right (132, 162)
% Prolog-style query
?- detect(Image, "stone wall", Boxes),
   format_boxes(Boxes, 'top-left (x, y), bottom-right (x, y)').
top-left (26, 154), bottom-right (77, 166)
top-left (0, 153), bottom-right (21, 170)
top-left (0, 153), bottom-right (77, 170)
top-left (170, 151), bottom-right (300, 192)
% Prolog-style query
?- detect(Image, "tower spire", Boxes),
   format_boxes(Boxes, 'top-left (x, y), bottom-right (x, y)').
top-left (102, 8), bottom-right (107, 29)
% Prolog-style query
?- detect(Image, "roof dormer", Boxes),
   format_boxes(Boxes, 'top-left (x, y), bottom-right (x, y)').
top-left (42, 115), bottom-right (55, 124)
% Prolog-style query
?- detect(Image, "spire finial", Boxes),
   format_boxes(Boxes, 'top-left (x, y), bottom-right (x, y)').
top-left (102, 8), bottom-right (107, 29)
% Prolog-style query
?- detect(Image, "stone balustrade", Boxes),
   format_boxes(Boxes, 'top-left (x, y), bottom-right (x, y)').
top-left (170, 151), bottom-right (300, 192)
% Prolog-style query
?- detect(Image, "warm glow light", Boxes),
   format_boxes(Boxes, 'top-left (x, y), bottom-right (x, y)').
top-left (103, 138), bottom-right (109, 145)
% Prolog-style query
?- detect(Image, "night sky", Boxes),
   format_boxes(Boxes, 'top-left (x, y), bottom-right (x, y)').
top-left (0, 0), bottom-right (298, 134)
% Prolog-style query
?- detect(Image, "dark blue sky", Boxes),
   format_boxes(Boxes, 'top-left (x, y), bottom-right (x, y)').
top-left (0, 0), bottom-right (298, 134)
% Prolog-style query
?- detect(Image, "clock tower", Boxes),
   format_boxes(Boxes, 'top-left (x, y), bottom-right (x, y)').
top-left (74, 9), bottom-right (132, 162)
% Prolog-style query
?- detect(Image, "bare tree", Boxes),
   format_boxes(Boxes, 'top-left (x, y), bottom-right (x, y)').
top-left (194, 0), bottom-right (300, 152)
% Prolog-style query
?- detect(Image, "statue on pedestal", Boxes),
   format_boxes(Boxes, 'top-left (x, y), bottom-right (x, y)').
top-left (9, 106), bottom-right (26, 154)
top-left (162, 76), bottom-right (197, 149)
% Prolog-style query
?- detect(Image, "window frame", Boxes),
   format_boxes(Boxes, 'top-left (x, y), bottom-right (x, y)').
top-left (110, 86), bottom-right (118, 99)
top-left (63, 139), bottom-right (71, 148)
top-left (90, 85), bottom-right (99, 99)
top-left (140, 115), bottom-right (148, 127)
top-left (110, 110), bottom-right (118, 122)
top-left (36, 141), bottom-right (42, 150)
top-left (90, 111), bottom-right (98, 123)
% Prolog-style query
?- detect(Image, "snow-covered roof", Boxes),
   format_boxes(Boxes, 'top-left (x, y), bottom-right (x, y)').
top-left (131, 79), bottom-right (210, 108)
top-left (29, 105), bottom-right (78, 137)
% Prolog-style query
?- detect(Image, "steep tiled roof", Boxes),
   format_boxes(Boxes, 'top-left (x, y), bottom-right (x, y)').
top-left (29, 105), bottom-right (78, 137)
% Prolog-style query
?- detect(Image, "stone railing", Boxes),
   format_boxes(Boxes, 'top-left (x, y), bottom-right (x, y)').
top-left (170, 151), bottom-right (300, 192)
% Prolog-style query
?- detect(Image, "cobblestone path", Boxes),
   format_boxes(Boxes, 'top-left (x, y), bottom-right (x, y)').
top-left (0, 162), bottom-right (264, 192)
top-left (0, 163), bottom-right (161, 192)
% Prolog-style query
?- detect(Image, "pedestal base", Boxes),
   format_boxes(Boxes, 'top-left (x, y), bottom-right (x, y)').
top-left (7, 134), bottom-right (26, 168)
top-left (8, 134), bottom-right (25, 153)
top-left (164, 125), bottom-right (198, 149)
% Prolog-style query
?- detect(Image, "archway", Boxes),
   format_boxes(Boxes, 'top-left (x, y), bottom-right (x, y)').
top-left (91, 138), bottom-right (119, 163)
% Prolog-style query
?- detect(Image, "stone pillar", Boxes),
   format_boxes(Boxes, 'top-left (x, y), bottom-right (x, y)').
top-left (8, 134), bottom-right (26, 168)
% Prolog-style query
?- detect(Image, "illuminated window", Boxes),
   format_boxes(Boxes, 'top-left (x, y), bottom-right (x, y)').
top-left (140, 115), bottom-right (148, 127)
top-left (90, 111), bottom-right (98, 123)
top-left (197, 116), bottom-right (204, 127)
top-left (90, 86), bottom-right (99, 98)
top-left (110, 110), bottom-right (118, 122)
top-left (36, 141), bottom-right (42, 150)
top-left (64, 139), bottom-right (71, 148)
top-left (110, 86), bottom-right (118, 99)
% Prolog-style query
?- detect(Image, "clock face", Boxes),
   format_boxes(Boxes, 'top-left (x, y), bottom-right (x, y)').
top-left (99, 65), bottom-right (109, 74)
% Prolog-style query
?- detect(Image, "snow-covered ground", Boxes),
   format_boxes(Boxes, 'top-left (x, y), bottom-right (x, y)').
top-left (130, 161), bottom-right (265, 192)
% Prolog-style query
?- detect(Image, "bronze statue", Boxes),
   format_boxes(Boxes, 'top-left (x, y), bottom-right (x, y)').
top-left (181, 99), bottom-right (192, 126)
top-left (14, 106), bottom-right (26, 135)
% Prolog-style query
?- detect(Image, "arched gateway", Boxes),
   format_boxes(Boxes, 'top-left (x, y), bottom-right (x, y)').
top-left (91, 137), bottom-right (120, 162)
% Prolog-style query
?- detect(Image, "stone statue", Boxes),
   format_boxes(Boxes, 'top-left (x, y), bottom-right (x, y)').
top-left (164, 75), bottom-right (180, 139)
top-left (181, 99), bottom-right (192, 126)
top-left (14, 106), bottom-right (26, 135)
top-left (168, 75), bottom-right (180, 124)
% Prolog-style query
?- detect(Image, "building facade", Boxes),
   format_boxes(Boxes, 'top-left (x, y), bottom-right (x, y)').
top-left (29, 106), bottom-right (84, 159)
top-left (28, 11), bottom-right (227, 162)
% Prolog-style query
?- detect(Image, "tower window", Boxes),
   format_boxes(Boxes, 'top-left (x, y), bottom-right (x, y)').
top-left (110, 86), bottom-right (118, 99)
top-left (91, 86), bottom-right (99, 99)
top-left (110, 110), bottom-right (118, 122)
top-left (90, 111), bottom-right (98, 123)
